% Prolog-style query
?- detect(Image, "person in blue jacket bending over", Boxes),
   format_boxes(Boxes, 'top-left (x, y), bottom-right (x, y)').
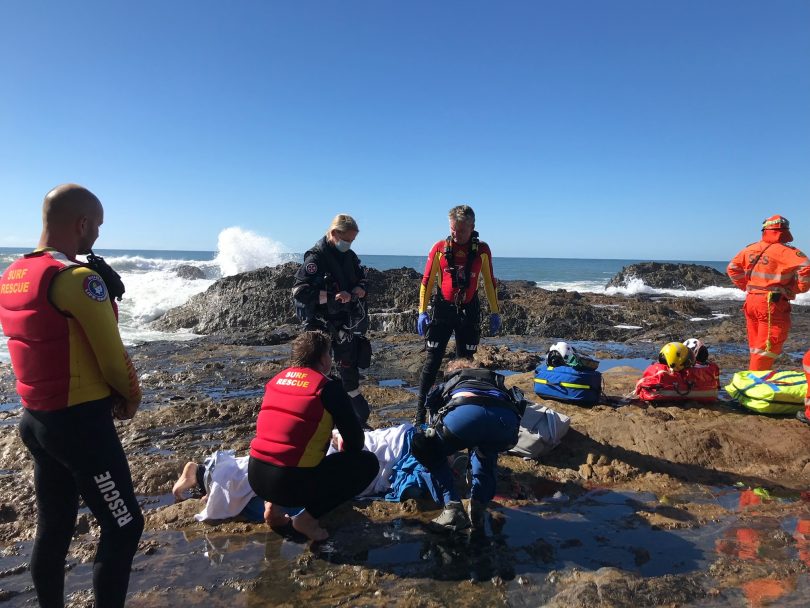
top-left (411, 359), bottom-right (522, 532)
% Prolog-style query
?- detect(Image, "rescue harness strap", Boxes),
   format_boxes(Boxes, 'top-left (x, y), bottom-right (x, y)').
top-left (442, 232), bottom-right (480, 305)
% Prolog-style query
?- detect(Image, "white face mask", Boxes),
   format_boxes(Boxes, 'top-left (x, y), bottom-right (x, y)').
top-left (335, 239), bottom-right (351, 253)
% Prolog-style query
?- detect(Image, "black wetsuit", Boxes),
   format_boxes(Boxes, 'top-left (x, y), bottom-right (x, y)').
top-left (19, 398), bottom-right (144, 608)
top-left (292, 236), bottom-right (369, 394)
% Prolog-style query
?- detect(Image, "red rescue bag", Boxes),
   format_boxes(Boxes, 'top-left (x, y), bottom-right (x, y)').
top-left (634, 362), bottom-right (720, 403)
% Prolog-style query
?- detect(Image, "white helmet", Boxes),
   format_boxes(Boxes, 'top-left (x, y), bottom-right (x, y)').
top-left (683, 338), bottom-right (709, 364)
top-left (549, 341), bottom-right (572, 359)
top-left (547, 341), bottom-right (572, 366)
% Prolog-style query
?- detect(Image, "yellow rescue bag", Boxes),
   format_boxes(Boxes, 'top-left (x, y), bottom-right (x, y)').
top-left (724, 370), bottom-right (807, 415)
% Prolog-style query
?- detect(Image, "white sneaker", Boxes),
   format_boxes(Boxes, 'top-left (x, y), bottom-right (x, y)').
top-left (429, 501), bottom-right (470, 532)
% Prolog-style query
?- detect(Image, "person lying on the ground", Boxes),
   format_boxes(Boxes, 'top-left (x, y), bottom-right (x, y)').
top-left (328, 422), bottom-right (415, 496)
top-left (247, 331), bottom-right (379, 542)
top-left (172, 422), bottom-right (421, 524)
top-left (172, 452), bottom-right (283, 524)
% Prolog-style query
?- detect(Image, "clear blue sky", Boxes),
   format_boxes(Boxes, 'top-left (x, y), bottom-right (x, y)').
top-left (1, 1), bottom-right (808, 259)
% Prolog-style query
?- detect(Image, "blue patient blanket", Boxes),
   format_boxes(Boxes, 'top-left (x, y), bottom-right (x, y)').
top-left (385, 427), bottom-right (442, 504)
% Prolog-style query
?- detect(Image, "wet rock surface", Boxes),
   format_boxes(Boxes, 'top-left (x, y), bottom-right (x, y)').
top-left (1, 282), bottom-right (809, 605)
top-left (175, 264), bottom-right (206, 280)
top-left (152, 262), bottom-right (302, 334)
top-left (148, 261), bottom-right (810, 346)
top-left (607, 262), bottom-right (733, 290)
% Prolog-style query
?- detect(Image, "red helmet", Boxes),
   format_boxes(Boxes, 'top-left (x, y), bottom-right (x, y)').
top-left (762, 215), bottom-right (790, 231)
top-left (761, 215), bottom-right (793, 243)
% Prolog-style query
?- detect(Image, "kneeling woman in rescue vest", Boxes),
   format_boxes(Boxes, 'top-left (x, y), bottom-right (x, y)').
top-left (415, 360), bottom-right (521, 532)
top-left (248, 331), bottom-right (379, 541)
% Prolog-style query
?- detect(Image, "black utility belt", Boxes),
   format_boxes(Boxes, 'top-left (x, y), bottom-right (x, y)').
top-left (432, 295), bottom-right (478, 309)
top-left (749, 292), bottom-right (783, 302)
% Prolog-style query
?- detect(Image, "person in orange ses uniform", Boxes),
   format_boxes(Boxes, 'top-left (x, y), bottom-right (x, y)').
top-left (727, 215), bottom-right (810, 370)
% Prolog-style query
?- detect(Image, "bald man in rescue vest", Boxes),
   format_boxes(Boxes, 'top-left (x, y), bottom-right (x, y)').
top-left (0, 184), bottom-right (143, 607)
top-left (727, 215), bottom-right (810, 370)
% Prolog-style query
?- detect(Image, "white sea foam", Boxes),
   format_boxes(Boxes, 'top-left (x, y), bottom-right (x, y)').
top-left (536, 280), bottom-right (608, 293)
top-left (116, 271), bottom-right (217, 326)
top-left (538, 276), bottom-right (810, 307)
top-left (0, 228), bottom-right (297, 362)
top-left (114, 227), bottom-right (294, 334)
top-left (214, 226), bottom-right (295, 276)
top-left (535, 278), bottom-right (810, 308)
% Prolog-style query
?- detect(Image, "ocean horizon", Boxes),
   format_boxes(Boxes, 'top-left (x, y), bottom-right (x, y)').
top-left (1, 229), bottom-right (805, 361)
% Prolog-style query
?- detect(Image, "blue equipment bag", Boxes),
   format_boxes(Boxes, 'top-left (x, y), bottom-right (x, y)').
top-left (533, 363), bottom-right (602, 406)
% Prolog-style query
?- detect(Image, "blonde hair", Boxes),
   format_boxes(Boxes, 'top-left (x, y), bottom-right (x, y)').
top-left (326, 214), bottom-right (359, 238)
top-left (448, 205), bottom-right (475, 224)
top-left (444, 358), bottom-right (478, 373)
top-left (289, 331), bottom-right (332, 368)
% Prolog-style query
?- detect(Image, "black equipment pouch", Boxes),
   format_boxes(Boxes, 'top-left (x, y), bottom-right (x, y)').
top-left (86, 251), bottom-right (125, 301)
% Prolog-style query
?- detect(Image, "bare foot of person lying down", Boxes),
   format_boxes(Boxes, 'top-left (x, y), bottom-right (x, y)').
top-left (291, 510), bottom-right (329, 542)
top-left (263, 502), bottom-right (291, 527)
top-left (172, 461), bottom-right (199, 501)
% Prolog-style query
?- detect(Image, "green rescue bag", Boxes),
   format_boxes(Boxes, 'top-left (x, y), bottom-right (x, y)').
top-left (724, 370), bottom-right (807, 415)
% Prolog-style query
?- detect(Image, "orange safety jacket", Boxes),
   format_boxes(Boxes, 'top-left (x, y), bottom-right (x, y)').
top-left (727, 240), bottom-right (810, 299)
top-left (250, 367), bottom-right (332, 468)
top-left (0, 250), bottom-right (140, 411)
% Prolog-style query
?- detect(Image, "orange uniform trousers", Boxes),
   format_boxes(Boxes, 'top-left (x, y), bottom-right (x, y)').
top-left (743, 293), bottom-right (790, 371)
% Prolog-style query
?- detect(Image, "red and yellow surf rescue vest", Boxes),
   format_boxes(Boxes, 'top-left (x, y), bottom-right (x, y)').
top-left (250, 367), bottom-right (333, 468)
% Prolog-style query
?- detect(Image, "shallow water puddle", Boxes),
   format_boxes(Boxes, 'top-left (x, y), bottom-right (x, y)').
top-left (598, 357), bottom-right (651, 371)
top-left (204, 386), bottom-right (264, 401)
top-left (378, 378), bottom-right (409, 388)
top-left (2, 488), bottom-right (808, 606)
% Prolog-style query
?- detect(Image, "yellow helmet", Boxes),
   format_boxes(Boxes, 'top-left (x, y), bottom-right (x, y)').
top-left (658, 342), bottom-right (692, 371)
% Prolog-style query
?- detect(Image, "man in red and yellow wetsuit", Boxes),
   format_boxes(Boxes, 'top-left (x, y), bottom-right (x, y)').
top-left (414, 205), bottom-right (500, 424)
top-left (727, 215), bottom-right (810, 370)
top-left (799, 349), bottom-right (810, 425)
top-left (0, 184), bottom-right (143, 608)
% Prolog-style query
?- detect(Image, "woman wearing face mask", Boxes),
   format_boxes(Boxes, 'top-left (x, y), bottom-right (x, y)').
top-left (292, 214), bottom-right (372, 425)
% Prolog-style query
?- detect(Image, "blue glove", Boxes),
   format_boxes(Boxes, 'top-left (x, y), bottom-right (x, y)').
top-left (417, 312), bottom-right (430, 336)
top-left (490, 313), bottom-right (501, 334)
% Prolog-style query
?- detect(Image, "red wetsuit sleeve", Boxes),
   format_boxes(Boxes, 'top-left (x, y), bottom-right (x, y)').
top-left (419, 241), bottom-right (444, 313)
